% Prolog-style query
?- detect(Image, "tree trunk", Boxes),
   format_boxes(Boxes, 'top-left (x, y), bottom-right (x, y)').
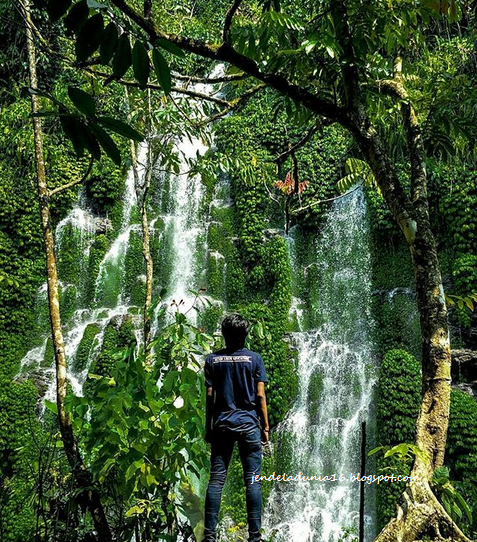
top-left (130, 139), bottom-right (154, 358)
top-left (23, 1), bottom-right (111, 538)
top-left (352, 121), bottom-right (469, 542)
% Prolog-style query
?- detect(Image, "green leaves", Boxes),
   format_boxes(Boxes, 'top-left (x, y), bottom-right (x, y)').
top-left (112, 33), bottom-right (132, 79)
top-left (68, 87), bottom-right (96, 116)
top-left (34, 86), bottom-right (144, 164)
top-left (64, 314), bottom-right (212, 533)
top-left (75, 13), bottom-right (104, 61)
top-left (337, 158), bottom-right (380, 195)
top-left (132, 42), bottom-right (150, 89)
top-left (97, 117), bottom-right (144, 142)
top-left (100, 22), bottom-right (118, 64)
top-left (155, 38), bottom-right (185, 58)
top-left (152, 49), bottom-right (171, 94)
top-left (89, 124), bottom-right (121, 165)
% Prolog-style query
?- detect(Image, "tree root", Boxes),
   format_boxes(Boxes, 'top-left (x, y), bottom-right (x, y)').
top-left (373, 477), bottom-right (472, 542)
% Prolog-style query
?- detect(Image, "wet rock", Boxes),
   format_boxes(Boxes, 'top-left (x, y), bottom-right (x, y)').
top-left (451, 349), bottom-right (477, 382)
top-left (263, 228), bottom-right (281, 240)
top-left (93, 217), bottom-right (113, 234)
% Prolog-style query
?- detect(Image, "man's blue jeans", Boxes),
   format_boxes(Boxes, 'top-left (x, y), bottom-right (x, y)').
top-left (204, 426), bottom-right (262, 542)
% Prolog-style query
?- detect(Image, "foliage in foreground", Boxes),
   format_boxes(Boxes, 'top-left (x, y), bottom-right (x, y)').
top-left (39, 310), bottom-right (214, 542)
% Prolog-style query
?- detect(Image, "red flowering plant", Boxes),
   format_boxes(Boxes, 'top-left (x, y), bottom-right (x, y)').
top-left (273, 170), bottom-right (309, 195)
top-left (272, 170), bottom-right (309, 232)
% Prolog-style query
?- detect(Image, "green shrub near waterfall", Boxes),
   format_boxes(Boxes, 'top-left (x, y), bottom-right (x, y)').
top-left (445, 390), bottom-right (477, 536)
top-left (375, 349), bottom-right (421, 530)
top-left (66, 313), bottom-right (211, 542)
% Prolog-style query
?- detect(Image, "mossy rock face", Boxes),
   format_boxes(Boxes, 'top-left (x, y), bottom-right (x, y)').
top-left (307, 369), bottom-right (324, 423)
top-left (447, 389), bottom-right (477, 479)
top-left (73, 323), bottom-right (101, 373)
top-left (84, 234), bottom-right (109, 306)
top-left (42, 337), bottom-right (54, 369)
top-left (376, 349), bottom-right (421, 530)
top-left (199, 304), bottom-right (223, 334)
top-left (59, 284), bottom-right (78, 323)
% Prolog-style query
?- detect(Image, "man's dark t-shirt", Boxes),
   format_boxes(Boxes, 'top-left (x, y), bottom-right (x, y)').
top-left (204, 347), bottom-right (268, 432)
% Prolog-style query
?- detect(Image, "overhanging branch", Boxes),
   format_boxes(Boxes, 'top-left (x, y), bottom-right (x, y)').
top-left (87, 68), bottom-right (230, 106)
top-left (275, 125), bottom-right (320, 162)
top-left (48, 156), bottom-right (94, 197)
top-left (223, 0), bottom-right (244, 43)
top-left (109, 0), bottom-right (349, 125)
top-left (171, 71), bottom-right (249, 84)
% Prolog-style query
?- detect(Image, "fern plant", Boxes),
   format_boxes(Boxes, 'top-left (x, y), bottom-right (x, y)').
top-left (337, 157), bottom-right (381, 195)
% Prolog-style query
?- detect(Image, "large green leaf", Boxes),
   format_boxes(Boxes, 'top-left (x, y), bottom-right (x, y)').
top-left (75, 13), bottom-right (104, 61)
top-left (132, 41), bottom-right (150, 89)
top-left (112, 33), bottom-right (132, 79)
top-left (100, 22), bottom-right (118, 64)
top-left (152, 48), bottom-right (171, 94)
top-left (60, 115), bottom-right (97, 158)
top-left (97, 116), bottom-right (144, 142)
top-left (68, 86), bottom-right (96, 116)
top-left (155, 38), bottom-right (185, 58)
top-left (89, 123), bottom-right (121, 165)
top-left (64, 0), bottom-right (89, 35)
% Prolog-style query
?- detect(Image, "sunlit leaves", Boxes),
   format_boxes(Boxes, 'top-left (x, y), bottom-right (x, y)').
top-left (445, 293), bottom-right (477, 312)
top-left (64, 311), bottom-right (213, 530)
top-left (337, 158), bottom-right (380, 195)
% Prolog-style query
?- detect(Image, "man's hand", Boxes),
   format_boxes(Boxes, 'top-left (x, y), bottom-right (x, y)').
top-left (261, 428), bottom-right (269, 445)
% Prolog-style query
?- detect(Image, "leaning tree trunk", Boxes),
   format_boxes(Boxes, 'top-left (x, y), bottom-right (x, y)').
top-left (23, 1), bottom-right (111, 538)
top-left (354, 119), bottom-right (471, 542)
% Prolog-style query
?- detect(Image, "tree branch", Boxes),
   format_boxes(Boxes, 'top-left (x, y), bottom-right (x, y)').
top-left (275, 125), bottom-right (320, 162)
top-left (87, 68), bottom-right (230, 105)
top-left (48, 156), bottom-right (94, 197)
top-left (223, 0), bottom-right (243, 43)
top-left (196, 83), bottom-right (266, 125)
top-left (109, 0), bottom-right (349, 125)
top-left (377, 56), bottom-right (428, 207)
top-left (290, 182), bottom-right (363, 214)
top-left (171, 71), bottom-right (249, 84)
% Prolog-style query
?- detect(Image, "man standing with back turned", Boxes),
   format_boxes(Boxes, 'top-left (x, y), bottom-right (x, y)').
top-left (203, 313), bottom-right (270, 542)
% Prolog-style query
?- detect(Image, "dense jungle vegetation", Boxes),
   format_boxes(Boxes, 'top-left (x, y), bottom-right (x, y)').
top-left (1, 0), bottom-right (477, 541)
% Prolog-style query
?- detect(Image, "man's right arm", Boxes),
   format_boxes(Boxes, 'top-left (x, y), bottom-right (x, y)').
top-left (256, 382), bottom-right (270, 444)
top-left (205, 386), bottom-right (214, 443)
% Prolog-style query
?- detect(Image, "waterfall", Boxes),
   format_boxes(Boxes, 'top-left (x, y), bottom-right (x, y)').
top-left (264, 188), bottom-right (377, 542)
top-left (17, 71), bottom-right (225, 406)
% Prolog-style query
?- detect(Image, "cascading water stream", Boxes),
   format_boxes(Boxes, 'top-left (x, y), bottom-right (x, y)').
top-left (264, 187), bottom-right (377, 542)
top-left (17, 70), bottom-right (226, 409)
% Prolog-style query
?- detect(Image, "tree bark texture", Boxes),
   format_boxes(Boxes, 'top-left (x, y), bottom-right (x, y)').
top-left (23, 1), bottom-right (111, 538)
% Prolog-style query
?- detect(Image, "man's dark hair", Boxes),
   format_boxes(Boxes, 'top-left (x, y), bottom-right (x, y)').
top-left (221, 313), bottom-right (250, 349)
